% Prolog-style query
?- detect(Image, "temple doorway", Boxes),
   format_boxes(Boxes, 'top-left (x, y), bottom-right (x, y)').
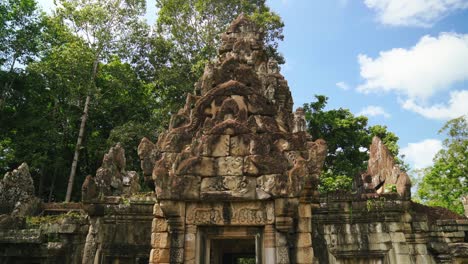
top-left (198, 227), bottom-right (262, 264)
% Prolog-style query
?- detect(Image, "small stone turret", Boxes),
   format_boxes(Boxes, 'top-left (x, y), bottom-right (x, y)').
top-left (82, 144), bottom-right (140, 201)
top-left (359, 136), bottom-right (411, 199)
top-left (0, 163), bottom-right (40, 229)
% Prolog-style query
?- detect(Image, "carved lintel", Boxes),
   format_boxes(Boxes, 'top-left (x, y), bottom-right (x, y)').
top-left (185, 202), bottom-right (274, 225)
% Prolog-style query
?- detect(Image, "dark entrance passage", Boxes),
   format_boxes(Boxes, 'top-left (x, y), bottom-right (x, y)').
top-left (198, 226), bottom-right (262, 264)
top-left (210, 238), bottom-right (256, 264)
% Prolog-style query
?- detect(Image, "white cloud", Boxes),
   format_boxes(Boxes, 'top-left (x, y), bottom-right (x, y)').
top-left (401, 139), bottom-right (443, 169)
top-left (336, 81), bottom-right (350, 90)
top-left (402, 90), bottom-right (468, 120)
top-left (364, 0), bottom-right (468, 27)
top-left (357, 105), bottom-right (391, 118)
top-left (357, 33), bottom-right (468, 100)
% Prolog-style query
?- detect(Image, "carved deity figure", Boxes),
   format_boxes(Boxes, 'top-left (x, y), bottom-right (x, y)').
top-left (267, 59), bottom-right (279, 74)
top-left (265, 84), bottom-right (276, 103)
top-left (293, 107), bottom-right (307, 133)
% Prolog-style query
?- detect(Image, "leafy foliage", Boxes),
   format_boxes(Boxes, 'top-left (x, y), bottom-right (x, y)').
top-left (304, 95), bottom-right (402, 192)
top-left (0, 0), bottom-right (43, 71)
top-left (156, 0), bottom-right (284, 69)
top-left (417, 116), bottom-right (468, 215)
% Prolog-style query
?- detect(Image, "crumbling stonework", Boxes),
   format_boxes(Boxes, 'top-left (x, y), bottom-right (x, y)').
top-left (358, 136), bottom-right (412, 199)
top-left (82, 143), bottom-right (140, 201)
top-left (0, 163), bottom-right (40, 229)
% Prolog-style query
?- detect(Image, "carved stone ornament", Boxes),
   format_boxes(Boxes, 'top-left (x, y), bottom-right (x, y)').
top-left (138, 15), bottom-right (327, 203)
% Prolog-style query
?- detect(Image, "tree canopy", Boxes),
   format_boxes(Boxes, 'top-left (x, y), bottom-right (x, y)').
top-left (417, 116), bottom-right (468, 215)
top-left (304, 95), bottom-right (402, 192)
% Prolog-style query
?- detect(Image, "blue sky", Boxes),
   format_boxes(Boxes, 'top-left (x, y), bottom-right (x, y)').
top-left (36, 0), bottom-right (468, 171)
top-left (267, 0), bottom-right (468, 171)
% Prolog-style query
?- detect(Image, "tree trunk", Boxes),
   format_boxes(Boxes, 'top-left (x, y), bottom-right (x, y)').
top-left (48, 168), bottom-right (57, 203)
top-left (65, 59), bottom-right (99, 202)
top-left (65, 95), bottom-right (90, 202)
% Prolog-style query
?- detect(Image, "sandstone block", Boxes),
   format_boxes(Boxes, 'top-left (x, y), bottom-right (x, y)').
top-left (295, 247), bottom-right (314, 264)
top-left (202, 135), bottom-right (230, 157)
top-left (150, 248), bottom-right (170, 263)
top-left (151, 232), bottom-right (170, 248)
top-left (295, 233), bottom-right (312, 247)
top-left (230, 135), bottom-right (251, 156)
top-left (217, 156), bottom-right (243, 176)
top-left (152, 218), bottom-right (168, 232)
top-left (201, 176), bottom-right (256, 199)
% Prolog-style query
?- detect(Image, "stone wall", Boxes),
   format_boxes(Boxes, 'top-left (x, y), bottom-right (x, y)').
top-left (0, 196), bottom-right (155, 264)
top-left (312, 194), bottom-right (468, 264)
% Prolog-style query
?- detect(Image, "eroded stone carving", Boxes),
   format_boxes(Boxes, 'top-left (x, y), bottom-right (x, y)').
top-left (293, 107), bottom-right (307, 133)
top-left (185, 202), bottom-right (274, 225)
top-left (358, 136), bottom-right (411, 199)
top-left (82, 144), bottom-right (140, 201)
top-left (0, 163), bottom-right (40, 228)
top-left (140, 15), bottom-right (327, 202)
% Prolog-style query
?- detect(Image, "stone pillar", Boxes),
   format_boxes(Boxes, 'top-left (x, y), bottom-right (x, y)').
top-left (264, 225), bottom-right (276, 264)
top-left (275, 231), bottom-right (290, 264)
top-left (275, 198), bottom-right (298, 264)
top-left (150, 202), bottom-right (170, 264)
top-left (82, 217), bottom-right (102, 264)
top-left (295, 203), bottom-right (314, 264)
top-left (184, 225), bottom-right (197, 264)
top-left (150, 201), bottom-right (186, 264)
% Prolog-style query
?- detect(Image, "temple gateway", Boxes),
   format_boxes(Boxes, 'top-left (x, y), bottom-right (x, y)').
top-left (0, 15), bottom-right (467, 264)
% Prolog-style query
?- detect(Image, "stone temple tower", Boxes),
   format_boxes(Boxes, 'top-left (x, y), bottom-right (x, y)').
top-left (138, 15), bottom-right (327, 264)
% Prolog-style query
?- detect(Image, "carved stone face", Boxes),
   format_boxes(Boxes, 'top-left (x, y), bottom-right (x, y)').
top-left (265, 85), bottom-right (275, 101)
top-left (267, 59), bottom-right (279, 74)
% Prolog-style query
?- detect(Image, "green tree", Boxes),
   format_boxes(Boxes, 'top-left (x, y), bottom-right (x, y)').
top-left (53, 0), bottom-right (147, 201)
top-left (0, 0), bottom-right (42, 71)
top-left (418, 116), bottom-right (468, 215)
top-left (147, 0), bottom-right (284, 128)
top-left (304, 95), bottom-right (402, 192)
top-left (156, 0), bottom-right (284, 71)
top-left (0, 0), bottom-right (43, 113)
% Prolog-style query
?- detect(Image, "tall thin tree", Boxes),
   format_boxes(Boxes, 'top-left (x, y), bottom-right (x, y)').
top-left (53, 0), bottom-right (146, 202)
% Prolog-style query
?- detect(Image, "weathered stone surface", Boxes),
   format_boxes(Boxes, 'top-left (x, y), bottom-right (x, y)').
top-left (155, 175), bottom-right (200, 200)
top-left (359, 136), bottom-right (411, 199)
top-left (200, 176), bottom-right (256, 199)
top-left (185, 202), bottom-right (274, 225)
top-left (0, 163), bottom-right (40, 226)
top-left (256, 174), bottom-right (288, 198)
top-left (216, 156), bottom-right (244, 176)
top-left (138, 137), bottom-right (159, 181)
top-left (82, 144), bottom-right (141, 201)
top-left (145, 15), bottom-right (327, 206)
top-left (293, 107), bottom-right (307, 133)
top-left (201, 134), bottom-right (230, 157)
top-left (0, 163), bottom-right (36, 214)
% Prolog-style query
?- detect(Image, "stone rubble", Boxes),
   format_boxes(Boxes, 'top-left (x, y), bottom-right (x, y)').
top-left (82, 143), bottom-right (140, 201)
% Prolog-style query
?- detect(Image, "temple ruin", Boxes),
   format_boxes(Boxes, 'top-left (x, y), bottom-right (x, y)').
top-left (0, 15), bottom-right (467, 264)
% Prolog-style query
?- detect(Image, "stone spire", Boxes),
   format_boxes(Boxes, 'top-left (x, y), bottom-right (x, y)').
top-left (138, 15), bottom-right (327, 202)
